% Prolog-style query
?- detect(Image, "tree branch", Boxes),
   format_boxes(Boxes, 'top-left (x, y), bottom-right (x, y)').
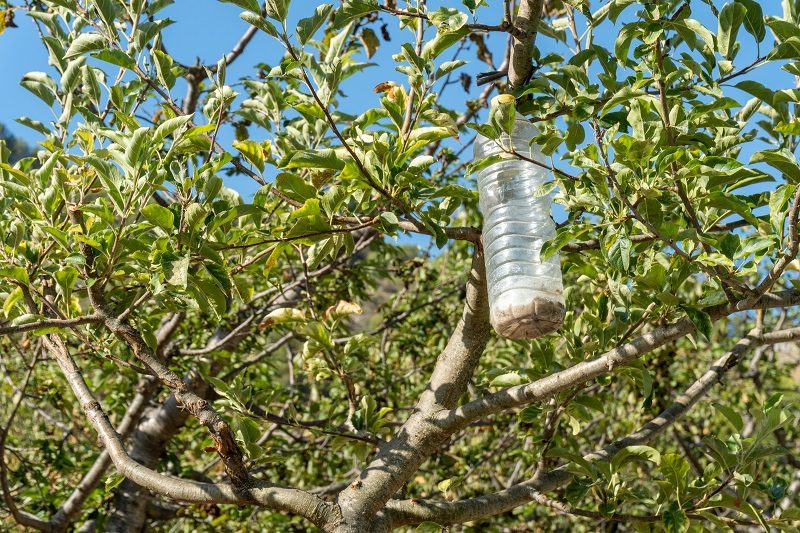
top-left (0, 352), bottom-right (54, 532)
top-left (39, 333), bottom-right (334, 529)
top-left (86, 285), bottom-right (251, 488)
top-left (434, 288), bottom-right (800, 431)
top-left (508, 0), bottom-right (545, 88)
top-left (51, 376), bottom-right (160, 529)
top-left (0, 314), bottom-right (102, 336)
top-left (335, 249), bottom-right (490, 529)
top-left (384, 325), bottom-right (793, 527)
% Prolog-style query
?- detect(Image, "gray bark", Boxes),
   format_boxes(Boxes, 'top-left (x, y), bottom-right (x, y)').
top-left (508, 0), bottom-right (545, 88)
top-left (334, 251), bottom-right (490, 531)
top-left (106, 377), bottom-right (202, 532)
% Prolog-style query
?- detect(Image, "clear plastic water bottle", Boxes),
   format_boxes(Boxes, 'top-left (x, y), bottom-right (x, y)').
top-left (473, 114), bottom-right (565, 340)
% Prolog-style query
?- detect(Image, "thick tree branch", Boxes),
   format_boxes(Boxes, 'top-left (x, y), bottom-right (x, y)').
top-left (51, 377), bottom-right (159, 529)
top-left (335, 250), bottom-right (490, 530)
top-left (508, 0), bottom-right (545, 88)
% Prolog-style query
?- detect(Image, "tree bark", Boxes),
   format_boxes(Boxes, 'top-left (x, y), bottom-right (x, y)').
top-left (508, 0), bottom-right (545, 88)
top-left (334, 250), bottom-right (490, 530)
top-left (106, 375), bottom-right (205, 532)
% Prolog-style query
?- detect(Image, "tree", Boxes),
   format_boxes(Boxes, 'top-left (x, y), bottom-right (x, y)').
top-left (0, 123), bottom-right (34, 163)
top-left (0, 0), bottom-right (799, 531)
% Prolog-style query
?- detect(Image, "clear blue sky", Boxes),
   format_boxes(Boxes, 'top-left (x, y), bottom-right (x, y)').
top-left (0, 1), bottom-right (791, 209)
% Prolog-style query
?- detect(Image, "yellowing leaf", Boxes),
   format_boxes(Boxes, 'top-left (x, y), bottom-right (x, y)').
top-left (260, 307), bottom-right (306, 328)
top-left (324, 300), bottom-right (362, 319)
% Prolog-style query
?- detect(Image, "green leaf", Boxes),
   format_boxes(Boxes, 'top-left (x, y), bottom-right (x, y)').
top-left (91, 49), bottom-right (136, 69)
top-left (735, 80), bottom-right (774, 106)
top-left (164, 255), bottom-right (189, 288)
top-left (42, 226), bottom-right (69, 250)
top-left (713, 402), bottom-right (744, 432)
top-left (184, 203), bottom-right (207, 232)
top-left (599, 86), bottom-right (644, 117)
top-left (233, 139), bottom-right (265, 172)
top-left (662, 502), bottom-right (688, 533)
top-left (240, 12), bottom-right (281, 39)
top-left (661, 453), bottom-right (690, 492)
top-left (541, 226), bottom-right (592, 260)
top-left (20, 72), bottom-right (57, 107)
top-left (400, 42), bottom-right (428, 75)
top-left (61, 57), bottom-right (86, 93)
top-left (684, 19), bottom-right (716, 51)
top-left (735, 0), bottom-right (765, 42)
top-left (717, 2), bottom-right (747, 59)
top-left (766, 17), bottom-right (800, 42)
top-left (751, 149), bottom-right (800, 181)
top-left (608, 0), bottom-right (637, 23)
top-left (152, 49), bottom-right (176, 88)
top-left (3, 287), bottom-right (23, 318)
top-left (105, 473), bottom-right (125, 492)
top-left (769, 36), bottom-right (800, 60)
top-left (334, 0), bottom-right (378, 28)
top-left (429, 7), bottom-right (468, 32)
top-left (237, 417), bottom-right (263, 460)
top-left (125, 127), bottom-right (150, 169)
top-left (612, 445), bottom-right (662, 471)
top-left (220, 0), bottom-right (260, 13)
top-left (490, 372), bottom-right (524, 388)
top-left (0, 266), bottom-right (29, 284)
top-left (531, 182), bottom-right (556, 199)
top-left (465, 123), bottom-right (499, 141)
top-left (764, 392), bottom-right (783, 412)
top-left (564, 478), bottom-right (592, 505)
top-left (265, 0), bottom-right (290, 21)
top-left (517, 404), bottom-right (543, 423)
top-left (276, 172), bottom-right (316, 202)
top-left (767, 477), bottom-right (788, 501)
top-left (297, 4), bottom-right (333, 44)
top-left (154, 115), bottom-right (193, 142)
top-left (285, 149), bottom-right (345, 170)
top-left (191, 276), bottom-right (228, 318)
top-left (289, 198), bottom-right (322, 221)
top-left (769, 184), bottom-right (794, 233)
top-left (64, 33), bottom-right (107, 60)
top-left (142, 204), bottom-right (175, 232)
top-left (379, 211), bottom-right (399, 232)
top-left (415, 522), bottom-right (443, 533)
top-left (682, 306), bottom-right (712, 341)
top-left (54, 267), bottom-right (79, 303)
top-left (614, 23), bottom-right (639, 64)
top-left (607, 232), bottom-right (632, 272)
top-left (435, 59), bottom-right (467, 79)
top-left (422, 26), bottom-right (468, 60)
top-left (488, 94), bottom-right (516, 136)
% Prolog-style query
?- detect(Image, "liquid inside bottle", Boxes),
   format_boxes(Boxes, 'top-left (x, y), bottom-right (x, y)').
top-left (473, 115), bottom-right (565, 339)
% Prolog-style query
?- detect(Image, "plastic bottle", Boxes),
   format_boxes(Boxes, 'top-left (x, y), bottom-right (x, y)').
top-left (473, 115), bottom-right (565, 340)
